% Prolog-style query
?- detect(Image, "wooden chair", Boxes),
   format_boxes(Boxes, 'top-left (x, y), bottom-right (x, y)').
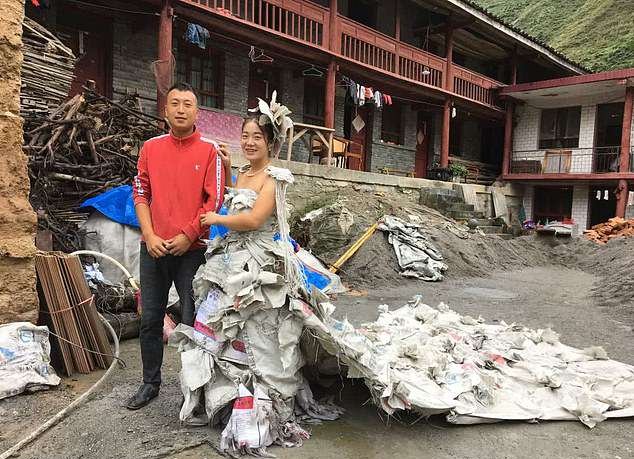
top-left (544, 150), bottom-right (572, 173)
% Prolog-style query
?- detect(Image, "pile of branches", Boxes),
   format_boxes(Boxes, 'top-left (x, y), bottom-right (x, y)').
top-left (25, 86), bottom-right (166, 251)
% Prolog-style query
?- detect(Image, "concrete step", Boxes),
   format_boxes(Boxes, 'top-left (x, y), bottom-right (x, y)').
top-left (478, 225), bottom-right (505, 234)
top-left (448, 203), bottom-right (475, 213)
top-left (448, 210), bottom-right (485, 220)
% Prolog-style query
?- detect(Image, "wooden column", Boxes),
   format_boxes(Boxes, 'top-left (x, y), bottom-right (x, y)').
top-left (502, 100), bottom-right (514, 175)
top-left (619, 86), bottom-right (633, 173)
top-left (444, 24), bottom-right (454, 91)
top-left (328, 0), bottom-right (338, 51)
top-left (615, 179), bottom-right (629, 218)
top-left (510, 48), bottom-right (518, 85)
top-left (616, 86), bottom-right (633, 218)
top-left (157, 0), bottom-right (173, 117)
top-left (324, 60), bottom-right (337, 129)
top-left (440, 98), bottom-right (451, 168)
top-left (395, 0), bottom-right (401, 42)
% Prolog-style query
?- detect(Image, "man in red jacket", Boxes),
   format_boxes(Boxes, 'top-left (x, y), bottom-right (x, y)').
top-left (127, 82), bottom-right (227, 410)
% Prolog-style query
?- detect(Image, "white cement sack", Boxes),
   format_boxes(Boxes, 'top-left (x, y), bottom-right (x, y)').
top-left (0, 322), bottom-right (60, 400)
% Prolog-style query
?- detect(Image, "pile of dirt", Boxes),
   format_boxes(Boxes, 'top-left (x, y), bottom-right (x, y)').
top-left (554, 237), bottom-right (634, 315)
top-left (584, 217), bottom-right (634, 244)
top-left (289, 188), bottom-right (559, 289)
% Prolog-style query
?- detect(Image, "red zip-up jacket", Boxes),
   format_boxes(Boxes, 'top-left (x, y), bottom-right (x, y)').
top-left (133, 129), bottom-right (225, 250)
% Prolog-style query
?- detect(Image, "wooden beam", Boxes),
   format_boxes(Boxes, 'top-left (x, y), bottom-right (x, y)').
top-left (616, 179), bottom-right (629, 218)
top-left (157, 0), bottom-right (173, 117)
top-left (441, 98), bottom-right (451, 168)
top-left (620, 85), bottom-right (633, 173)
top-left (324, 60), bottom-right (337, 129)
top-left (395, 0), bottom-right (401, 42)
top-left (502, 101), bottom-right (513, 175)
top-left (444, 25), bottom-right (454, 91)
top-left (328, 0), bottom-right (338, 51)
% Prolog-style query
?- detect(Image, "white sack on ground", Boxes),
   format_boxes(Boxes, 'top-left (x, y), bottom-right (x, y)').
top-left (307, 296), bottom-right (634, 428)
top-left (377, 215), bottom-right (447, 281)
top-left (0, 322), bottom-right (60, 400)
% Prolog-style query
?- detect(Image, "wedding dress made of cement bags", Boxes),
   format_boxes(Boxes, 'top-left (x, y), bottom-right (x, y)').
top-left (378, 215), bottom-right (447, 281)
top-left (0, 322), bottom-right (60, 400)
top-left (309, 296), bottom-right (634, 428)
top-left (169, 166), bottom-right (343, 456)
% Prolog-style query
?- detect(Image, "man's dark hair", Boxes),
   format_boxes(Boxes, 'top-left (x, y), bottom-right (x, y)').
top-left (166, 82), bottom-right (198, 100)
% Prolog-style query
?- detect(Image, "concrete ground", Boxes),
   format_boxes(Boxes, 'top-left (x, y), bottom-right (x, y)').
top-left (1, 267), bottom-right (633, 459)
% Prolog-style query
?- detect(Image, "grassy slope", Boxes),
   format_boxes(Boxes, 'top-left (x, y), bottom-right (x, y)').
top-left (475, 0), bottom-right (634, 71)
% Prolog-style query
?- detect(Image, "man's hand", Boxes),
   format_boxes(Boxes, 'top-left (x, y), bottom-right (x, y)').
top-left (146, 233), bottom-right (169, 258)
top-left (165, 233), bottom-right (193, 256)
top-left (200, 211), bottom-right (218, 227)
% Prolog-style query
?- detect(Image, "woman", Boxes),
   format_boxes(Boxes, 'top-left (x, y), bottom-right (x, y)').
top-left (170, 93), bottom-right (341, 456)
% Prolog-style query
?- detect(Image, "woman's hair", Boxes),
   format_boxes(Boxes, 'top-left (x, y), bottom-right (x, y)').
top-left (242, 114), bottom-right (274, 146)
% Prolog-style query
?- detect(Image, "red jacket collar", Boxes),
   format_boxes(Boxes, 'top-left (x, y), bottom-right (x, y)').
top-left (169, 128), bottom-right (200, 146)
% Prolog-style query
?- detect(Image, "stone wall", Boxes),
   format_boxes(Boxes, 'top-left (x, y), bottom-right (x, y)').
top-left (0, 0), bottom-right (38, 324)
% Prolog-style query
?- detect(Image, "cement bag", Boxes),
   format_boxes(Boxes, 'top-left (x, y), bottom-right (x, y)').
top-left (0, 322), bottom-right (61, 400)
top-left (296, 248), bottom-right (346, 294)
top-left (220, 384), bottom-right (274, 454)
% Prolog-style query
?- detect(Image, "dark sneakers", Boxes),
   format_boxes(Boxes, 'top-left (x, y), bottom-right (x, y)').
top-left (126, 383), bottom-right (160, 410)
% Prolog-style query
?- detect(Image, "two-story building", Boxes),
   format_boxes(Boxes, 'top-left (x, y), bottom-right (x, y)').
top-left (27, 0), bottom-right (584, 185)
top-left (501, 69), bottom-right (634, 230)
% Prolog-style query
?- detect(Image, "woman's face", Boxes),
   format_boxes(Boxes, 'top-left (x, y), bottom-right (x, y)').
top-left (241, 120), bottom-right (269, 162)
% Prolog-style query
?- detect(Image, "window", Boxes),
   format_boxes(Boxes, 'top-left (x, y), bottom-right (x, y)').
top-left (533, 186), bottom-right (573, 224)
top-left (539, 107), bottom-right (581, 149)
top-left (303, 79), bottom-right (325, 125)
top-left (176, 42), bottom-right (224, 109)
top-left (381, 103), bottom-right (403, 145)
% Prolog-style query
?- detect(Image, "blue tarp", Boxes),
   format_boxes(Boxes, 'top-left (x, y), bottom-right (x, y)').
top-left (80, 185), bottom-right (140, 228)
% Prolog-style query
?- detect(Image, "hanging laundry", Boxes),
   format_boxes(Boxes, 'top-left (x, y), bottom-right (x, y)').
top-left (347, 79), bottom-right (358, 105)
top-left (364, 87), bottom-right (374, 99)
top-left (358, 85), bottom-right (366, 106)
top-left (184, 23), bottom-right (211, 50)
top-left (374, 90), bottom-right (382, 108)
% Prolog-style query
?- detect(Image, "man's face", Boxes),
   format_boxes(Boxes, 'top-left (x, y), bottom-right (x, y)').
top-left (165, 89), bottom-right (198, 133)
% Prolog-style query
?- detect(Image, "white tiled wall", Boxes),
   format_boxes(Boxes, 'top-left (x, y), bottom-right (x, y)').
top-left (571, 184), bottom-right (590, 230)
top-left (512, 104), bottom-right (597, 173)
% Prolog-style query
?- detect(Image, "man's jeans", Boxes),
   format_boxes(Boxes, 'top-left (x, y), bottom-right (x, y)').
top-left (139, 243), bottom-right (205, 386)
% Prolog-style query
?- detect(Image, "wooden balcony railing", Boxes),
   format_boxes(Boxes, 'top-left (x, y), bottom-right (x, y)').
top-left (339, 16), bottom-right (444, 89)
top-left (180, 0), bottom-right (503, 109)
top-left (185, 0), bottom-right (328, 46)
top-left (453, 65), bottom-right (499, 107)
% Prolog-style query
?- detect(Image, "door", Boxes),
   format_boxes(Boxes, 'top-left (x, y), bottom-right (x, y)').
top-left (589, 186), bottom-right (617, 228)
top-left (594, 103), bottom-right (624, 172)
top-left (415, 112), bottom-right (431, 178)
top-left (57, 20), bottom-right (112, 98)
top-left (248, 63), bottom-right (280, 109)
top-left (348, 106), bottom-right (373, 172)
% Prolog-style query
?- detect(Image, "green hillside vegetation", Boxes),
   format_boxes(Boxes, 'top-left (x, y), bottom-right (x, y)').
top-left (474, 0), bottom-right (634, 71)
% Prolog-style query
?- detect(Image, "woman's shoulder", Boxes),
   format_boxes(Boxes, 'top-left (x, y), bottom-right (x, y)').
top-left (266, 165), bottom-right (294, 184)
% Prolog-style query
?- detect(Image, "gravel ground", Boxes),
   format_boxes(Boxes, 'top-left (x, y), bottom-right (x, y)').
top-left (1, 266), bottom-right (632, 459)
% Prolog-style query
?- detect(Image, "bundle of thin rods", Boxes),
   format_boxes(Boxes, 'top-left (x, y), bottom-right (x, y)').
top-left (20, 16), bottom-right (76, 119)
top-left (25, 87), bottom-right (165, 251)
top-left (35, 252), bottom-right (114, 376)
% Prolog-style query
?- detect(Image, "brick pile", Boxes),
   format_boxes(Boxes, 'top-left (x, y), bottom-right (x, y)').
top-left (584, 217), bottom-right (634, 244)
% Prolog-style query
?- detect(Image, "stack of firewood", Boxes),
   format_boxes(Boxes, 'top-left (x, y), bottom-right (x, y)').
top-left (21, 16), bottom-right (76, 118)
top-left (584, 217), bottom-right (634, 244)
top-left (24, 86), bottom-right (165, 251)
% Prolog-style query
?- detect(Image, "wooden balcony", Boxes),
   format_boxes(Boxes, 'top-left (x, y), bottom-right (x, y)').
top-left (179, 0), bottom-right (504, 110)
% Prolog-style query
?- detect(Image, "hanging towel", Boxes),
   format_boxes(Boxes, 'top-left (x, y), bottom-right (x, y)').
top-left (374, 91), bottom-right (382, 107)
top-left (358, 85), bottom-right (366, 106)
